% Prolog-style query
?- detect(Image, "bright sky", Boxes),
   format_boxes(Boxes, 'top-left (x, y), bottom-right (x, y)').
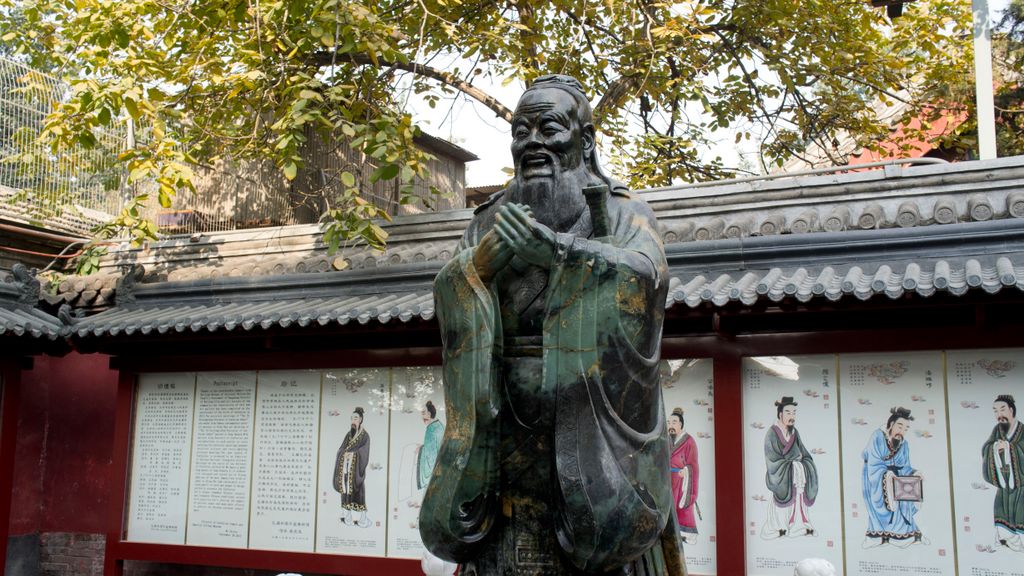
top-left (399, 0), bottom-right (1013, 188)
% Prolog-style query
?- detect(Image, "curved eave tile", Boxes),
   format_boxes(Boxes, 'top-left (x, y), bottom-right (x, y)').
top-left (72, 292), bottom-right (435, 337)
top-left (666, 258), bottom-right (1024, 310)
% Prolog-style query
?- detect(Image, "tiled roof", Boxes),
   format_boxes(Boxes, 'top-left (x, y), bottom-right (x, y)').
top-left (0, 265), bottom-right (62, 339)
top-left (664, 217), bottom-right (1024, 308)
top-left (69, 263), bottom-right (438, 337)
top-left (61, 157), bottom-right (1024, 310)
top-left (68, 216), bottom-right (1024, 338)
top-left (13, 156), bottom-right (1024, 342)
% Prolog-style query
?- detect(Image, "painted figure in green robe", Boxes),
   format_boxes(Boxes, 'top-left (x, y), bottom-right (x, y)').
top-left (983, 394), bottom-right (1024, 551)
top-left (420, 74), bottom-right (685, 575)
top-left (418, 400), bottom-right (444, 490)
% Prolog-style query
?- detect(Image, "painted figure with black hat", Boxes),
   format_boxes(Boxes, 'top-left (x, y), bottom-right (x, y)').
top-left (983, 394), bottom-right (1024, 551)
top-left (762, 396), bottom-right (819, 539)
top-left (862, 406), bottom-right (923, 547)
top-left (335, 406), bottom-right (371, 528)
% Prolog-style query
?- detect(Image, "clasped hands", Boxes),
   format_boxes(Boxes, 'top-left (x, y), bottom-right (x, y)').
top-left (473, 203), bottom-right (556, 283)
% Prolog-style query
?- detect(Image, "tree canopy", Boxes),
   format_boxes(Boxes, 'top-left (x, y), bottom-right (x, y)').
top-left (0, 0), bottom-right (973, 261)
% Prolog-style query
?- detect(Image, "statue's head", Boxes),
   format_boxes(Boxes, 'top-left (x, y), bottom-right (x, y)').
top-left (511, 74), bottom-right (597, 181)
top-left (509, 75), bottom-right (605, 229)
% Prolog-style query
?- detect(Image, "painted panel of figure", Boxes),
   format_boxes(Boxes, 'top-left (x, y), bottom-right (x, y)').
top-left (660, 358), bottom-right (718, 574)
top-left (315, 368), bottom-right (390, 556)
top-left (743, 356), bottom-right (844, 575)
top-left (948, 349), bottom-right (1024, 576)
top-left (386, 366), bottom-right (450, 561)
top-left (839, 352), bottom-right (955, 576)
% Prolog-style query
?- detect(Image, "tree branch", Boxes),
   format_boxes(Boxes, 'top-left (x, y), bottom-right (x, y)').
top-left (312, 52), bottom-right (513, 122)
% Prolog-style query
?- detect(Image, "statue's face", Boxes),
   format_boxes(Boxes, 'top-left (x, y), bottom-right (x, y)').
top-left (510, 87), bottom-right (589, 181)
top-left (351, 412), bottom-right (363, 429)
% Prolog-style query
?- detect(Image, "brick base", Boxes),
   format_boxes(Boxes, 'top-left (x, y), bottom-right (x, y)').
top-left (39, 532), bottom-right (104, 576)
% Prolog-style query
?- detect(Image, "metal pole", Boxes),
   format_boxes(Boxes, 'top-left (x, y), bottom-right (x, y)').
top-left (973, 0), bottom-right (998, 159)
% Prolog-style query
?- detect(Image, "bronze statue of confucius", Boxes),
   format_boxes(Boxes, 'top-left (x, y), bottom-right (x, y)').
top-left (421, 74), bottom-right (685, 576)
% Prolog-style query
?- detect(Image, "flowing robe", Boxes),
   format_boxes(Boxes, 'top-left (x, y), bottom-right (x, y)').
top-left (671, 433), bottom-right (699, 534)
top-left (763, 424), bottom-right (817, 536)
top-left (420, 183), bottom-right (684, 575)
top-left (765, 425), bottom-right (818, 509)
top-left (983, 420), bottom-right (1024, 537)
top-left (418, 419), bottom-right (445, 490)
top-left (862, 429), bottom-right (919, 540)
top-left (334, 427), bottom-right (370, 511)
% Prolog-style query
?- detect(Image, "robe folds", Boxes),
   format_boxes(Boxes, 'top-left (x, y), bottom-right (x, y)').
top-left (983, 421), bottom-right (1024, 535)
top-left (862, 429), bottom-right (919, 540)
top-left (420, 184), bottom-right (684, 575)
top-left (335, 428), bottom-right (370, 511)
top-left (764, 425), bottom-right (818, 508)
top-left (671, 433), bottom-right (700, 534)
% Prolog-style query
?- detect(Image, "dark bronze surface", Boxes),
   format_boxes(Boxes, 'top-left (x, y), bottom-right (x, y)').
top-left (421, 75), bottom-right (684, 574)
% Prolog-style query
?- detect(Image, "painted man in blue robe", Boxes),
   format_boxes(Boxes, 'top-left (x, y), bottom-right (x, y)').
top-left (862, 407), bottom-right (923, 546)
top-left (420, 75), bottom-right (684, 575)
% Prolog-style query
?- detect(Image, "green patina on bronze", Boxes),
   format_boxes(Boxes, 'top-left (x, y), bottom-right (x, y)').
top-left (420, 75), bottom-right (686, 575)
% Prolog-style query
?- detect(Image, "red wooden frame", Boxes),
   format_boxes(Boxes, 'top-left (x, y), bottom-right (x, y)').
top-left (102, 321), bottom-right (1024, 576)
top-left (0, 359), bottom-right (25, 576)
top-left (103, 349), bottom-right (438, 576)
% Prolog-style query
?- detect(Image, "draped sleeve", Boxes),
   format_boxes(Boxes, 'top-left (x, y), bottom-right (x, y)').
top-left (544, 194), bottom-right (673, 572)
top-left (418, 223), bottom-right (503, 562)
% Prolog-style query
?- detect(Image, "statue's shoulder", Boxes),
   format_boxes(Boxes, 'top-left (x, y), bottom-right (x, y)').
top-left (606, 179), bottom-right (657, 220)
top-left (473, 188), bottom-right (507, 214)
top-left (608, 179), bottom-right (632, 199)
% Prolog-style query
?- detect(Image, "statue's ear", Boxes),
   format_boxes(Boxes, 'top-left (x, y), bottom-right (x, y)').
top-left (582, 123), bottom-right (596, 154)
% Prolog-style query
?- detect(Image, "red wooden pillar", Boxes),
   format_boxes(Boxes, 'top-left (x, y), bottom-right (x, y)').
top-left (713, 353), bottom-right (744, 576)
top-left (0, 359), bottom-right (27, 576)
top-left (103, 370), bottom-right (135, 576)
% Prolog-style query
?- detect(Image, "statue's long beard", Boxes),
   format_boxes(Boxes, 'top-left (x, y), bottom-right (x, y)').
top-left (510, 166), bottom-right (592, 232)
top-left (891, 437), bottom-right (902, 450)
top-left (669, 430), bottom-right (678, 443)
top-left (999, 421), bottom-right (1011, 435)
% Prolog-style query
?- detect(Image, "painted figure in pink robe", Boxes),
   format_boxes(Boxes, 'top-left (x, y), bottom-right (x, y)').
top-left (668, 407), bottom-right (699, 543)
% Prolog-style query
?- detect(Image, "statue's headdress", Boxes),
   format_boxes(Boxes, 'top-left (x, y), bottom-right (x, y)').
top-left (353, 406), bottom-right (365, 418)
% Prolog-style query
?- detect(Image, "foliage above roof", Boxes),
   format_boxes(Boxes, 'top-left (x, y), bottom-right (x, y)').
top-left (0, 0), bottom-right (972, 271)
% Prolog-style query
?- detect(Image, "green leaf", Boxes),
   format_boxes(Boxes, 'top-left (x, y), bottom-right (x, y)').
top-left (370, 163), bottom-right (399, 183)
top-left (341, 171), bottom-right (356, 187)
top-left (283, 162), bottom-right (298, 180)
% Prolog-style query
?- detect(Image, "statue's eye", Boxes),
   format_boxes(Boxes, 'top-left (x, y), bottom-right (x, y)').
top-left (513, 125), bottom-right (529, 139)
top-left (542, 122), bottom-right (564, 135)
